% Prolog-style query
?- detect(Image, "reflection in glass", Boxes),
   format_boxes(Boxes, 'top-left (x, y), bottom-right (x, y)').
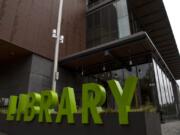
top-left (85, 63), bottom-right (156, 111)
top-left (153, 59), bottom-right (163, 106)
top-left (87, 0), bottom-right (130, 48)
top-left (162, 71), bottom-right (170, 104)
top-left (152, 59), bottom-right (177, 118)
top-left (157, 65), bottom-right (167, 105)
top-left (82, 59), bottom-right (178, 119)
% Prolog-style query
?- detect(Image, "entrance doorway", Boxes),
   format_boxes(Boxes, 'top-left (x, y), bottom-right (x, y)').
top-left (84, 62), bottom-right (157, 112)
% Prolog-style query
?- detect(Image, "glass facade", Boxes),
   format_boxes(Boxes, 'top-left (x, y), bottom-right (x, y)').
top-left (87, 0), bottom-right (130, 48)
top-left (83, 62), bottom-right (157, 111)
top-left (152, 59), bottom-right (177, 119)
top-left (79, 59), bottom-right (179, 120)
top-left (85, 0), bottom-right (180, 120)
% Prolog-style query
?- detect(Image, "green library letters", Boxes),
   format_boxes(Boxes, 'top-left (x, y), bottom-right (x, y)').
top-left (6, 76), bottom-right (138, 125)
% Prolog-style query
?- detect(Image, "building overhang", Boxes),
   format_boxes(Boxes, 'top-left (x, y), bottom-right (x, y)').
top-left (0, 39), bottom-right (31, 63)
top-left (60, 32), bottom-right (177, 80)
top-left (129, 0), bottom-right (180, 79)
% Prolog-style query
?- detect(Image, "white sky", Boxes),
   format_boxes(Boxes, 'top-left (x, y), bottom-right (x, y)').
top-left (163, 0), bottom-right (180, 86)
top-left (163, 0), bottom-right (180, 52)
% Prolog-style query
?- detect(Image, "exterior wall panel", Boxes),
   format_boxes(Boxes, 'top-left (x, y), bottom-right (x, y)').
top-left (0, 56), bottom-right (32, 97)
top-left (0, 113), bottom-right (161, 135)
top-left (60, 0), bottom-right (86, 58)
top-left (0, 0), bottom-right (86, 60)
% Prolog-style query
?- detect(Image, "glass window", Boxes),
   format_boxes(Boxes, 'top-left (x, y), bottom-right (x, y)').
top-left (87, 0), bottom-right (130, 48)
top-left (123, 67), bottom-right (136, 79)
top-left (111, 69), bottom-right (124, 85)
top-left (153, 59), bottom-right (162, 106)
top-left (166, 76), bottom-right (173, 104)
top-left (163, 72), bottom-right (170, 104)
top-left (166, 77), bottom-right (172, 104)
top-left (157, 65), bottom-right (167, 105)
top-left (149, 59), bottom-right (178, 118)
top-left (85, 61), bottom-right (162, 111)
top-left (169, 82), bottom-right (175, 103)
top-left (137, 63), bottom-right (156, 107)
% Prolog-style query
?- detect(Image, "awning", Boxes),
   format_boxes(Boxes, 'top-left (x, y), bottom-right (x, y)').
top-left (60, 32), bottom-right (176, 80)
top-left (129, 0), bottom-right (180, 79)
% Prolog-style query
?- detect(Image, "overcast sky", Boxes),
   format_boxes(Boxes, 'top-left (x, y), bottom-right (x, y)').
top-left (163, 0), bottom-right (180, 53)
top-left (163, 0), bottom-right (180, 85)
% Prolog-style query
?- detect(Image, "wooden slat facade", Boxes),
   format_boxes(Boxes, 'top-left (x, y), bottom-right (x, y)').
top-left (0, 0), bottom-right (86, 60)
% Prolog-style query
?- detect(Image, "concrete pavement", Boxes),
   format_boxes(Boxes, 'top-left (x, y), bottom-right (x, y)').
top-left (161, 121), bottom-right (180, 135)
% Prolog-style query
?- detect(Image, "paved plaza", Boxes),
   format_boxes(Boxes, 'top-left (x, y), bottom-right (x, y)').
top-left (162, 120), bottom-right (180, 135)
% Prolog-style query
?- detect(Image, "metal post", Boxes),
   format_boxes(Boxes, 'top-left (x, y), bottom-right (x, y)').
top-left (52, 0), bottom-right (64, 91)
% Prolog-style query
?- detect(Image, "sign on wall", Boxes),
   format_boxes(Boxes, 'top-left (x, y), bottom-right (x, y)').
top-left (6, 76), bottom-right (138, 125)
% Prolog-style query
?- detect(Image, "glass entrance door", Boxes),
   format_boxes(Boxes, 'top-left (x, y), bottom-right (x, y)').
top-left (85, 62), bottom-right (157, 111)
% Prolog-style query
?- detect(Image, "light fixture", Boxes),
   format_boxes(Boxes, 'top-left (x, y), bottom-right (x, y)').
top-left (129, 60), bottom-right (133, 66)
top-left (103, 65), bottom-right (106, 71)
top-left (104, 50), bottom-right (110, 56)
top-left (81, 70), bottom-right (84, 76)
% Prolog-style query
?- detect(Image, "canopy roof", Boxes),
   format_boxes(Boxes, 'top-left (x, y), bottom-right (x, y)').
top-left (129, 0), bottom-right (180, 79)
top-left (60, 32), bottom-right (176, 81)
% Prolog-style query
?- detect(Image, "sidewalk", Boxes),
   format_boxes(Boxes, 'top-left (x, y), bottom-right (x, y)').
top-left (161, 121), bottom-right (180, 135)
